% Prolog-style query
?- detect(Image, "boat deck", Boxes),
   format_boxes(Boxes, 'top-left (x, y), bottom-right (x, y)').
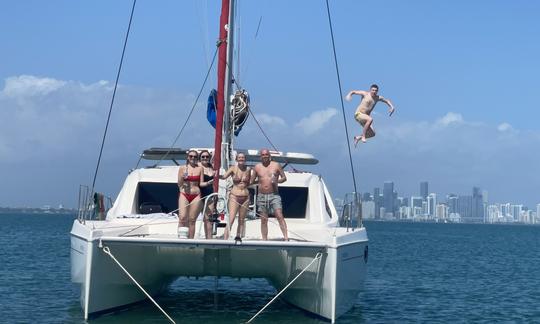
top-left (72, 216), bottom-right (367, 248)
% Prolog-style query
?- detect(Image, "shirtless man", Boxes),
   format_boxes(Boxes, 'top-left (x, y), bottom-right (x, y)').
top-left (252, 149), bottom-right (289, 241)
top-left (346, 84), bottom-right (395, 146)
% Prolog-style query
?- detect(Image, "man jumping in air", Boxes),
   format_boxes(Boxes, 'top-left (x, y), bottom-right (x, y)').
top-left (346, 84), bottom-right (395, 146)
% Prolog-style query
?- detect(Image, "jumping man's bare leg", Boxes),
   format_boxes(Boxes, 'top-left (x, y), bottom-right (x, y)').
top-left (361, 117), bottom-right (374, 142)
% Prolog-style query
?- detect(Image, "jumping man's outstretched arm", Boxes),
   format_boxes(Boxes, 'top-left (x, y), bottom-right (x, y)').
top-left (380, 97), bottom-right (395, 116)
top-left (346, 90), bottom-right (367, 101)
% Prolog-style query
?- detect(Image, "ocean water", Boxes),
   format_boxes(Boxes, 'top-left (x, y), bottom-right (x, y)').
top-left (1, 213), bottom-right (539, 323)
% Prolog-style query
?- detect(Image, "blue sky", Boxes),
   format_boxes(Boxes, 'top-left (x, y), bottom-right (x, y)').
top-left (1, 0), bottom-right (539, 208)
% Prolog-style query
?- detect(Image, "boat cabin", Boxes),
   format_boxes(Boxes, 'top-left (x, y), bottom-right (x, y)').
top-left (106, 148), bottom-right (339, 226)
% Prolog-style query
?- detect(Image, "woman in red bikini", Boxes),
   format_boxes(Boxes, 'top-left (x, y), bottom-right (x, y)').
top-left (220, 152), bottom-right (252, 241)
top-left (177, 150), bottom-right (204, 238)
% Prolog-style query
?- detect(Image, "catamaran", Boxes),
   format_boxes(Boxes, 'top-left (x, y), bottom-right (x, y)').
top-left (70, 1), bottom-right (367, 322)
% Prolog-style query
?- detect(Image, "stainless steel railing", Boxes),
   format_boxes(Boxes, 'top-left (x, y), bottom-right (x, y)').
top-left (339, 192), bottom-right (362, 231)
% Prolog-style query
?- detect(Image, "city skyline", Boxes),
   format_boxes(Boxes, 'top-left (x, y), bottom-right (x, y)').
top-left (359, 180), bottom-right (539, 225)
top-left (1, 178), bottom-right (537, 212)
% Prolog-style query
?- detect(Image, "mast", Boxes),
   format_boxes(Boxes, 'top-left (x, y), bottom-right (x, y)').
top-left (213, 0), bottom-right (235, 192)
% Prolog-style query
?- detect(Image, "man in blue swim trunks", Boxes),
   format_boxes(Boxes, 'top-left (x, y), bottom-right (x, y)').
top-left (252, 149), bottom-right (289, 241)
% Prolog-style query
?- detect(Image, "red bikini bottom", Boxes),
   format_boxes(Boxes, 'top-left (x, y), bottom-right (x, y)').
top-left (181, 192), bottom-right (200, 203)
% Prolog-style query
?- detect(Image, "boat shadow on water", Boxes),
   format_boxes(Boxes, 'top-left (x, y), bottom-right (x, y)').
top-left (70, 277), bottom-right (365, 323)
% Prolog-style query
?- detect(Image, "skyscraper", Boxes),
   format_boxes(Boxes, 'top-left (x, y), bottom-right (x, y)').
top-left (472, 187), bottom-right (484, 222)
top-left (458, 195), bottom-right (473, 221)
top-left (383, 182), bottom-right (395, 217)
top-left (411, 196), bottom-right (423, 209)
top-left (501, 203), bottom-right (511, 218)
top-left (373, 187), bottom-right (381, 219)
top-left (362, 192), bottom-right (372, 202)
top-left (398, 197), bottom-right (409, 207)
top-left (436, 203), bottom-right (449, 220)
top-left (362, 201), bottom-right (375, 219)
top-left (420, 181), bottom-right (428, 200)
top-left (427, 193), bottom-right (437, 218)
top-left (447, 194), bottom-right (458, 214)
top-left (511, 204), bottom-right (522, 221)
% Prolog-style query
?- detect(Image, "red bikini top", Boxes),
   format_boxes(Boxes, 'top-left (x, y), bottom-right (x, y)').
top-left (184, 175), bottom-right (200, 182)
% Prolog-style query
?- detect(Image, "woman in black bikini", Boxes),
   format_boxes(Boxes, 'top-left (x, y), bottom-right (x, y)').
top-left (177, 150), bottom-right (203, 239)
top-left (220, 152), bottom-right (252, 241)
top-left (199, 150), bottom-right (215, 239)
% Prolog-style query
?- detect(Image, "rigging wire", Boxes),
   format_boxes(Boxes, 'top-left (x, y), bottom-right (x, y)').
top-left (221, 58), bottom-right (300, 171)
top-left (249, 109), bottom-right (299, 172)
top-left (235, 0), bottom-right (241, 84)
top-left (90, 0), bottom-right (137, 195)
top-left (254, 16), bottom-right (263, 38)
top-left (324, 0), bottom-right (358, 194)
top-left (195, 0), bottom-right (214, 86)
top-left (146, 45), bottom-right (220, 168)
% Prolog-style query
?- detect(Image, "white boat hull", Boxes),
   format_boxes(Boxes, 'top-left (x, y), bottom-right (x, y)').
top-left (71, 219), bottom-right (368, 322)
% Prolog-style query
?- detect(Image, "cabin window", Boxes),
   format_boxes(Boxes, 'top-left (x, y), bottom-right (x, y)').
top-left (137, 182), bottom-right (178, 214)
top-left (275, 187), bottom-right (308, 219)
top-left (135, 182), bottom-right (307, 218)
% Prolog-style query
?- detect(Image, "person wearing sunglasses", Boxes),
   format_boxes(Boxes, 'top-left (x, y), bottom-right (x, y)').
top-left (220, 152), bottom-right (252, 242)
top-left (177, 149), bottom-right (203, 238)
top-left (198, 150), bottom-right (215, 239)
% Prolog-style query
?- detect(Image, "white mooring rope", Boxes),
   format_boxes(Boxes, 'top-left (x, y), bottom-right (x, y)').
top-left (101, 245), bottom-right (176, 324)
top-left (246, 252), bottom-right (323, 323)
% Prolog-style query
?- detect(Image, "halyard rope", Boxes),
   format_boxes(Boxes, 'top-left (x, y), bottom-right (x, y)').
top-left (91, 0), bottom-right (137, 197)
top-left (142, 44), bottom-right (220, 169)
top-left (246, 252), bottom-right (323, 323)
top-left (324, 0), bottom-right (358, 194)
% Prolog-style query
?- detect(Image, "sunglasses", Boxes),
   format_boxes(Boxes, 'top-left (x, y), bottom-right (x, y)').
top-left (188, 155), bottom-right (198, 158)
top-left (201, 156), bottom-right (210, 159)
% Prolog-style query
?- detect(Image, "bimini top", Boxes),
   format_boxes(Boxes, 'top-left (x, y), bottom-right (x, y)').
top-left (141, 147), bottom-right (319, 165)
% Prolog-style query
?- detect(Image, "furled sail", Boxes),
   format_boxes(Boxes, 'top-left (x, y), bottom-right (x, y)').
top-left (231, 89), bottom-right (249, 136)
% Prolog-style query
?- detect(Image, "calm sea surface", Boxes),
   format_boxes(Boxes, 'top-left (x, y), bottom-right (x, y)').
top-left (1, 213), bottom-right (539, 323)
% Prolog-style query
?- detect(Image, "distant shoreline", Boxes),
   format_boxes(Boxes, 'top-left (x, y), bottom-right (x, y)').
top-left (363, 218), bottom-right (540, 227)
top-left (0, 207), bottom-right (76, 215)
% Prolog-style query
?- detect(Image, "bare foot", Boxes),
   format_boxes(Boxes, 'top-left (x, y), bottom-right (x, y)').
top-left (361, 136), bottom-right (367, 143)
top-left (353, 136), bottom-right (361, 147)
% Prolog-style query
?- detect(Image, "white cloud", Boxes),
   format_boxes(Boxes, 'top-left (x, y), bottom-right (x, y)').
top-left (497, 122), bottom-right (513, 132)
top-left (295, 108), bottom-right (337, 135)
top-left (255, 113), bottom-right (286, 127)
top-left (80, 80), bottom-right (112, 92)
top-left (0, 75), bottom-right (204, 163)
top-left (435, 112), bottom-right (463, 127)
top-left (2, 75), bottom-right (540, 209)
top-left (1, 75), bottom-right (66, 98)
